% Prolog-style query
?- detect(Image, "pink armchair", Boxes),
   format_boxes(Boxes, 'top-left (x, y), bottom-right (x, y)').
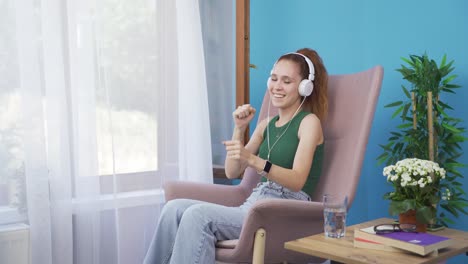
top-left (164, 65), bottom-right (384, 263)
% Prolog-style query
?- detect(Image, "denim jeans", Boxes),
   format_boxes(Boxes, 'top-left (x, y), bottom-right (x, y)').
top-left (143, 181), bottom-right (311, 264)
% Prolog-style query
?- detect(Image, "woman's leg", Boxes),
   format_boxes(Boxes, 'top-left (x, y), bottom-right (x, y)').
top-left (169, 203), bottom-right (246, 264)
top-left (143, 199), bottom-right (206, 264)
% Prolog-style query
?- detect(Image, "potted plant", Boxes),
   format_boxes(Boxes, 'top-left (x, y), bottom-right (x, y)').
top-left (378, 53), bottom-right (468, 227)
top-left (383, 158), bottom-right (446, 231)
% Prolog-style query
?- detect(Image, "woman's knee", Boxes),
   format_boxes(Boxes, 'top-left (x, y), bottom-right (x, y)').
top-left (161, 199), bottom-right (193, 218)
top-left (179, 203), bottom-right (212, 226)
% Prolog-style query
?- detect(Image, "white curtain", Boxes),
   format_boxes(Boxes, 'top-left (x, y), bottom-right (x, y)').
top-left (0, 0), bottom-right (234, 263)
top-left (199, 0), bottom-right (235, 166)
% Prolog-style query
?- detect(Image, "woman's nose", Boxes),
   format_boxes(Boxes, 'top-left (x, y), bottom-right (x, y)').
top-left (272, 81), bottom-right (282, 90)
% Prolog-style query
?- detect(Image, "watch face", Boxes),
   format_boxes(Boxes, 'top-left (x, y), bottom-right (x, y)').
top-left (257, 160), bottom-right (271, 177)
top-left (264, 160), bottom-right (272, 173)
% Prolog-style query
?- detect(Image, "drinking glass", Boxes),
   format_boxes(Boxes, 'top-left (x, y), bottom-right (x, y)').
top-left (323, 194), bottom-right (348, 238)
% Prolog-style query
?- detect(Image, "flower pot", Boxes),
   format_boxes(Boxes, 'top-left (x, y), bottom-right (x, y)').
top-left (399, 209), bottom-right (427, 233)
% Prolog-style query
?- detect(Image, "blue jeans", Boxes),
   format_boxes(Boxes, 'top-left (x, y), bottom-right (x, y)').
top-left (143, 181), bottom-right (311, 264)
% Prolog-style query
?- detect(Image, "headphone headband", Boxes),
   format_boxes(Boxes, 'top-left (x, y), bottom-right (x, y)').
top-left (286, 52), bottom-right (315, 81)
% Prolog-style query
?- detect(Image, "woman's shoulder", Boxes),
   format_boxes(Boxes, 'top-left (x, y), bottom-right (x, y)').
top-left (298, 111), bottom-right (320, 124)
top-left (298, 112), bottom-right (323, 143)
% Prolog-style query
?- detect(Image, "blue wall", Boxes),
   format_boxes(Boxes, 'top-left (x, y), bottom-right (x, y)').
top-left (250, 1), bottom-right (468, 262)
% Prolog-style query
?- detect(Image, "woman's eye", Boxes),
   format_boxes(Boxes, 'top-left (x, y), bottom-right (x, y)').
top-left (271, 78), bottom-right (277, 82)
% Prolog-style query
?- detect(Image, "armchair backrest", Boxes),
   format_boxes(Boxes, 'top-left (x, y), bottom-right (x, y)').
top-left (312, 66), bottom-right (383, 207)
top-left (239, 65), bottom-right (384, 209)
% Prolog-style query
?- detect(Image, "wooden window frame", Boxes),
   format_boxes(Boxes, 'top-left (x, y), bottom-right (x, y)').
top-left (214, 0), bottom-right (249, 179)
top-left (236, 0), bottom-right (250, 142)
top-left (236, 0), bottom-right (250, 108)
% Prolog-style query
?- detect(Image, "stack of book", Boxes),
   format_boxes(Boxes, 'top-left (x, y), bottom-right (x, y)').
top-left (353, 225), bottom-right (453, 256)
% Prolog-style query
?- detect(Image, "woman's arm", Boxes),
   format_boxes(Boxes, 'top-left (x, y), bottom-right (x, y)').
top-left (248, 114), bottom-right (323, 191)
top-left (224, 105), bottom-right (267, 179)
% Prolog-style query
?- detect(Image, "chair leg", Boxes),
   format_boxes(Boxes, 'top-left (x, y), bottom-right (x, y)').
top-left (252, 228), bottom-right (266, 264)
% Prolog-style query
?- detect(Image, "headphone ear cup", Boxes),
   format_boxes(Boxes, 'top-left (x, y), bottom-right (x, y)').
top-left (298, 79), bottom-right (313, 97)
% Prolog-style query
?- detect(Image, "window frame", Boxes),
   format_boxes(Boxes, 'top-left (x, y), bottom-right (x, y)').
top-left (212, 0), bottom-right (250, 180)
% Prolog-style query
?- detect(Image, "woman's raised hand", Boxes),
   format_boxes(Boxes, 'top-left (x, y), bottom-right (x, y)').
top-left (233, 104), bottom-right (256, 130)
top-left (223, 140), bottom-right (252, 162)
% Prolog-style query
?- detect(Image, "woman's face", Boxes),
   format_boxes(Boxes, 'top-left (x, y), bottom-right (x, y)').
top-left (268, 59), bottom-right (302, 109)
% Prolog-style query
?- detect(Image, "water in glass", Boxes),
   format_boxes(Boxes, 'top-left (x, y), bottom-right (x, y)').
top-left (324, 207), bottom-right (346, 238)
top-left (323, 194), bottom-right (347, 238)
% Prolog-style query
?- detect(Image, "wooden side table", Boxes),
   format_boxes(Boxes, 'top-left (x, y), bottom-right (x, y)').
top-left (284, 218), bottom-right (468, 264)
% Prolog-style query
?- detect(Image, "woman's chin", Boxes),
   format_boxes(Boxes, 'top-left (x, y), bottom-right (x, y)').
top-left (271, 97), bottom-right (285, 106)
top-left (270, 101), bottom-right (283, 108)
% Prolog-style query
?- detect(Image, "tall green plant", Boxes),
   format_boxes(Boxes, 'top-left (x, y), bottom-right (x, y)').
top-left (378, 53), bottom-right (468, 226)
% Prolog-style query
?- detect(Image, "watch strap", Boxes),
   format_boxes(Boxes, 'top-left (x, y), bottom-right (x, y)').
top-left (257, 160), bottom-right (272, 177)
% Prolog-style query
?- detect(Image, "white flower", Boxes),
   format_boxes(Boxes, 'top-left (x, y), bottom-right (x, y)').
top-left (382, 158), bottom-right (446, 192)
top-left (401, 172), bottom-right (411, 182)
top-left (418, 178), bottom-right (426, 188)
top-left (445, 189), bottom-right (451, 200)
top-left (440, 168), bottom-right (446, 179)
top-left (383, 165), bottom-right (394, 175)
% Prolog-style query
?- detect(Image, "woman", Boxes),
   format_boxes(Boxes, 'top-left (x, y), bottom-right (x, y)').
top-left (143, 48), bottom-right (328, 264)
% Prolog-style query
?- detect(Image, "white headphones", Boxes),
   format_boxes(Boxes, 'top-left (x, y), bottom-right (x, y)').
top-left (268, 52), bottom-right (315, 97)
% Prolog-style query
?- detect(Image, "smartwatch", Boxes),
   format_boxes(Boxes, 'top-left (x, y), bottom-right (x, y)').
top-left (257, 160), bottom-right (272, 177)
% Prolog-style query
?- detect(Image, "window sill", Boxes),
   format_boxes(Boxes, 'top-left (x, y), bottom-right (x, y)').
top-left (0, 207), bottom-right (26, 225)
top-left (213, 164), bottom-right (227, 179)
top-left (72, 189), bottom-right (164, 214)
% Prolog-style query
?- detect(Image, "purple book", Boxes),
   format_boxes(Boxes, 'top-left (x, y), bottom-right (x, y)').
top-left (378, 232), bottom-right (450, 246)
top-left (356, 226), bottom-right (453, 255)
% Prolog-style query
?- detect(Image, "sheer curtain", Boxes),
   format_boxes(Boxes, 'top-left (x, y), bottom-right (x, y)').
top-left (199, 0), bottom-right (235, 166)
top-left (0, 0), bottom-right (234, 263)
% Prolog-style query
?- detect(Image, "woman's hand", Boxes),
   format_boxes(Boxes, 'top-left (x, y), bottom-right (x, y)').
top-left (224, 104), bottom-right (258, 179)
top-left (233, 104), bottom-right (256, 130)
top-left (223, 140), bottom-right (253, 164)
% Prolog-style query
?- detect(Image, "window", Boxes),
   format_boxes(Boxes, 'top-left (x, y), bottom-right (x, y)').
top-left (0, 0), bottom-right (237, 226)
top-left (0, 2), bottom-right (25, 223)
top-left (0, 93), bottom-right (26, 224)
top-left (92, 0), bottom-right (158, 176)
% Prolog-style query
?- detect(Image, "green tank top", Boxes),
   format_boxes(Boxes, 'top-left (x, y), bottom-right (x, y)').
top-left (258, 111), bottom-right (324, 196)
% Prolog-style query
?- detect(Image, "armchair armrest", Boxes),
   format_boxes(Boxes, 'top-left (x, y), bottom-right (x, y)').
top-left (249, 198), bottom-right (324, 219)
top-left (164, 180), bottom-right (250, 207)
top-left (225, 199), bottom-right (325, 260)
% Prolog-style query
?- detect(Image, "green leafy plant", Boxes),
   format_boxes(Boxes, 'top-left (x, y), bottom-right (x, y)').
top-left (378, 53), bottom-right (468, 226)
